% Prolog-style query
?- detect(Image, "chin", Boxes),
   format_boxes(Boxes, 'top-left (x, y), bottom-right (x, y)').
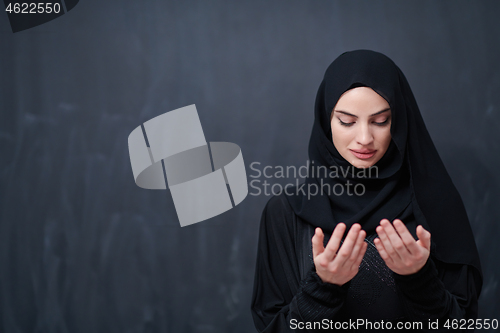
top-left (350, 157), bottom-right (379, 169)
top-left (352, 162), bottom-right (374, 169)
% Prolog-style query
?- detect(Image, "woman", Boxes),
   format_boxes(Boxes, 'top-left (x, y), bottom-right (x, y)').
top-left (251, 50), bottom-right (482, 332)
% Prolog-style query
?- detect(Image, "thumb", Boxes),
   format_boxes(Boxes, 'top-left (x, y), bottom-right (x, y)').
top-left (312, 227), bottom-right (325, 258)
top-left (416, 225), bottom-right (431, 251)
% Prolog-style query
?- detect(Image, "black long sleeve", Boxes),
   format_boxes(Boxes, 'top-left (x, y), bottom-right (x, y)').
top-left (251, 195), bottom-right (349, 332)
top-left (295, 269), bottom-right (350, 322)
top-left (394, 257), bottom-right (479, 331)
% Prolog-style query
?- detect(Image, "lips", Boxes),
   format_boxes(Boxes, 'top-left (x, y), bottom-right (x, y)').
top-left (350, 149), bottom-right (377, 159)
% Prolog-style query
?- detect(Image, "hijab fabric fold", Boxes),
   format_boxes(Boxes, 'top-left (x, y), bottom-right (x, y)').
top-left (285, 50), bottom-right (482, 292)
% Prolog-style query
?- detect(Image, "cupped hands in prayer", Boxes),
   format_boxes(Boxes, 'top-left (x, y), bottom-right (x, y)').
top-left (312, 219), bottom-right (431, 285)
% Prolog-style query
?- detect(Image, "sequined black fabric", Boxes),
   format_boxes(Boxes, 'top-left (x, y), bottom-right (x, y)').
top-left (340, 233), bottom-right (404, 320)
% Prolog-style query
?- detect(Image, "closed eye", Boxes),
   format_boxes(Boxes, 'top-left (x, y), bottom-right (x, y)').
top-left (339, 119), bottom-right (354, 127)
top-left (373, 118), bottom-right (390, 126)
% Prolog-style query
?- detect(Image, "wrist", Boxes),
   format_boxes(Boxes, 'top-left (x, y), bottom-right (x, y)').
top-left (314, 269), bottom-right (351, 288)
top-left (393, 257), bottom-right (436, 281)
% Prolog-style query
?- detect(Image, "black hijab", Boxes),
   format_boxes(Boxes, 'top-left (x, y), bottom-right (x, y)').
top-left (285, 50), bottom-right (482, 290)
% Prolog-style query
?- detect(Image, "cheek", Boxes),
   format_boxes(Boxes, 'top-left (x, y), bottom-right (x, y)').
top-left (331, 128), bottom-right (354, 152)
top-left (377, 128), bottom-right (392, 150)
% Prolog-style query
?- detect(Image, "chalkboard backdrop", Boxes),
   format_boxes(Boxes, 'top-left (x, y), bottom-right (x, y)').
top-left (1, 1), bottom-right (499, 332)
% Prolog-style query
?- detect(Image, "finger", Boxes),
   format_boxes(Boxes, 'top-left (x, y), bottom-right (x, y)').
top-left (416, 225), bottom-right (431, 251)
top-left (323, 223), bottom-right (346, 261)
top-left (393, 219), bottom-right (420, 255)
top-left (381, 219), bottom-right (408, 257)
top-left (351, 237), bottom-right (368, 271)
top-left (374, 237), bottom-right (393, 264)
top-left (336, 224), bottom-right (362, 266)
top-left (376, 222), bottom-right (401, 261)
top-left (349, 228), bottom-right (366, 262)
top-left (312, 228), bottom-right (325, 258)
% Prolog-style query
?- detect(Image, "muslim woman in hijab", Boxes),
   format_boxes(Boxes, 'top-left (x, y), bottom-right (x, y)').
top-left (251, 50), bottom-right (482, 332)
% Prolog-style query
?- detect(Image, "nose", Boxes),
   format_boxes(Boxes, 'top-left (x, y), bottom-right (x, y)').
top-left (355, 123), bottom-right (374, 146)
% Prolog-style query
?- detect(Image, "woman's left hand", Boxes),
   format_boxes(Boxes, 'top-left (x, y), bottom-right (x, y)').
top-left (374, 219), bottom-right (431, 275)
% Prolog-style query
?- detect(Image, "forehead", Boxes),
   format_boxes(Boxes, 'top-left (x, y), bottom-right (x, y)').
top-left (334, 87), bottom-right (390, 115)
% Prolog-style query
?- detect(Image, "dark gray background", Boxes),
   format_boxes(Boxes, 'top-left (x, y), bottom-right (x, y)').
top-left (1, 1), bottom-right (499, 332)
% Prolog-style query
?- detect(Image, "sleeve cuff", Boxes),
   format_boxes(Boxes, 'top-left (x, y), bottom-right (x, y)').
top-left (392, 257), bottom-right (449, 318)
top-left (294, 266), bottom-right (349, 321)
top-left (296, 266), bottom-right (349, 318)
top-left (393, 257), bottom-right (438, 286)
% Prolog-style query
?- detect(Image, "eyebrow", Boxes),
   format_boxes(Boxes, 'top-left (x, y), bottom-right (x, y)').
top-left (334, 108), bottom-right (391, 118)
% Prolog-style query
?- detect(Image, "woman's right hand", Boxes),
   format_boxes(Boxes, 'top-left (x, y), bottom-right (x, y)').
top-left (312, 223), bottom-right (367, 286)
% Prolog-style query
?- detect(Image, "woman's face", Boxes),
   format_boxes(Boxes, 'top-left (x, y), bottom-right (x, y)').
top-left (330, 87), bottom-right (392, 168)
